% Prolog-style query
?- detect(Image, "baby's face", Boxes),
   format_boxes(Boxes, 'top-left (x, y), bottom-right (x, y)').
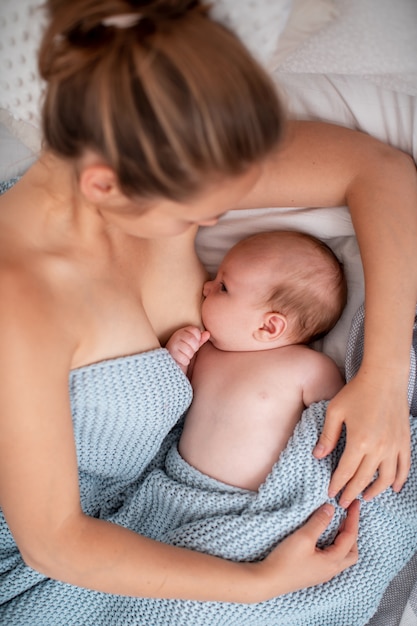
top-left (201, 247), bottom-right (270, 351)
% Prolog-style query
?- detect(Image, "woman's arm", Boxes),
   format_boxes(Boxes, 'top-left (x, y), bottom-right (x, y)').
top-left (240, 120), bottom-right (417, 505)
top-left (0, 270), bottom-right (358, 603)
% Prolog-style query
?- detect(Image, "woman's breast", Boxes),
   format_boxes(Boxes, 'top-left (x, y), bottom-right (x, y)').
top-left (140, 229), bottom-right (208, 345)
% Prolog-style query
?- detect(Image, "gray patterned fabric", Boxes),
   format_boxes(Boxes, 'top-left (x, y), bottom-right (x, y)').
top-left (347, 305), bottom-right (417, 626)
top-left (0, 177), bottom-right (19, 194)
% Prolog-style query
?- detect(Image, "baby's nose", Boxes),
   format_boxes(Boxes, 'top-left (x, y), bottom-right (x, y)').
top-left (203, 280), bottom-right (213, 297)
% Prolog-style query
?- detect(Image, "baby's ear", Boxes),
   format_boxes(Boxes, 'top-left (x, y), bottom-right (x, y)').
top-left (254, 312), bottom-right (287, 343)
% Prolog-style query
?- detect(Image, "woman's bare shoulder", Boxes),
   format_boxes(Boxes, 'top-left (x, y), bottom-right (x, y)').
top-left (0, 255), bottom-right (78, 370)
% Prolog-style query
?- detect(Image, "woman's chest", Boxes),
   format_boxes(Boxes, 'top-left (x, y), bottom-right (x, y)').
top-left (70, 232), bottom-right (206, 367)
top-left (140, 230), bottom-right (207, 344)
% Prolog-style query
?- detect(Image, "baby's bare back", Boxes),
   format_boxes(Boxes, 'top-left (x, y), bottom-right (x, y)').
top-left (179, 343), bottom-right (339, 490)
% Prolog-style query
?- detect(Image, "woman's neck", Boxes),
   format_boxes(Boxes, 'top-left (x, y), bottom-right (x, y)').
top-left (0, 151), bottom-right (113, 253)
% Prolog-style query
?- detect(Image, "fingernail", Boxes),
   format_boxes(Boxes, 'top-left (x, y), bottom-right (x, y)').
top-left (313, 444), bottom-right (325, 457)
top-left (340, 499), bottom-right (350, 509)
top-left (322, 504), bottom-right (333, 517)
top-left (328, 489), bottom-right (337, 498)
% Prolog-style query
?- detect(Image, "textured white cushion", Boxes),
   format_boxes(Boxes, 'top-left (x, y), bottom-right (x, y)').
top-left (209, 0), bottom-right (293, 67)
top-left (0, 0), bottom-right (338, 152)
top-left (271, 0), bottom-right (339, 69)
top-left (275, 0), bottom-right (417, 95)
top-left (0, 1), bottom-right (45, 130)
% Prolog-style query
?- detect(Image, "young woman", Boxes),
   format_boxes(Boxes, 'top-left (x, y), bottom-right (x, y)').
top-left (0, 1), bottom-right (416, 623)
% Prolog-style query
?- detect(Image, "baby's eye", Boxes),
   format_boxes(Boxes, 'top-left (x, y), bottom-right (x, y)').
top-left (219, 282), bottom-right (228, 293)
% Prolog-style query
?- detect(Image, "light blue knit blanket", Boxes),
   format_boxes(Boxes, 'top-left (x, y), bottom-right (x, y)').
top-left (124, 415), bottom-right (417, 626)
top-left (1, 304), bottom-right (416, 626)
top-left (107, 305), bottom-right (417, 625)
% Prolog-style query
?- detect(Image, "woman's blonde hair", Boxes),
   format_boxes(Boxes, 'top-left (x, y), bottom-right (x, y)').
top-left (39, 0), bottom-right (285, 201)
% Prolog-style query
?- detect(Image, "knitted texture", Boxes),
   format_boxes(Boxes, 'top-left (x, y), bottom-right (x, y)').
top-left (0, 177), bottom-right (19, 194)
top-left (1, 315), bottom-right (417, 625)
top-left (0, 349), bottom-right (193, 624)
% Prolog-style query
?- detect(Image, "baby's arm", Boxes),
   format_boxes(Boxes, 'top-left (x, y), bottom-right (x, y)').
top-left (166, 326), bottom-right (210, 375)
top-left (302, 351), bottom-right (345, 408)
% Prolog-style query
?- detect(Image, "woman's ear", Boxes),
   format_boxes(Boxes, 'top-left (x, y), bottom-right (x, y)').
top-left (79, 165), bottom-right (122, 205)
top-left (253, 312), bottom-right (287, 343)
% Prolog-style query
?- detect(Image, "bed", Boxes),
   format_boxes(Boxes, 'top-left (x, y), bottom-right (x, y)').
top-left (1, 0), bottom-right (417, 623)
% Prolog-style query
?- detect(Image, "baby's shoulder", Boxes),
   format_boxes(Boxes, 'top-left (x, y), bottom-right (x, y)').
top-left (272, 343), bottom-right (321, 364)
top-left (271, 344), bottom-right (340, 378)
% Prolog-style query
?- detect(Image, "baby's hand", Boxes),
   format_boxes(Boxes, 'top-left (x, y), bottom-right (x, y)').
top-left (166, 326), bottom-right (210, 374)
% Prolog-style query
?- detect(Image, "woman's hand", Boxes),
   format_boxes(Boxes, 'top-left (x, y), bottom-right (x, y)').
top-left (258, 501), bottom-right (359, 598)
top-left (313, 369), bottom-right (411, 507)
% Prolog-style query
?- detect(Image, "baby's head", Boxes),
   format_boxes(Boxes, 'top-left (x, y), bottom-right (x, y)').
top-left (201, 230), bottom-right (347, 351)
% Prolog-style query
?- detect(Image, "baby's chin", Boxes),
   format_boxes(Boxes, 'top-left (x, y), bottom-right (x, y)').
top-left (206, 335), bottom-right (225, 351)
top-left (206, 336), bottom-right (235, 352)
top-left (202, 319), bottom-right (231, 351)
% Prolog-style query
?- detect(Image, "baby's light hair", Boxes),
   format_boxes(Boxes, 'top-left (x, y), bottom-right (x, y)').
top-left (236, 231), bottom-right (347, 344)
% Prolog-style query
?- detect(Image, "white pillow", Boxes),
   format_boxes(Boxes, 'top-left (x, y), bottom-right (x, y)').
top-left (270, 0), bottom-right (339, 69)
top-left (275, 72), bottom-right (417, 160)
top-left (209, 0), bottom-right (339, 69)
top-left (209, 0), bottom-right (293, 67)
top-left (275, 0), bottom-right (417, 80)
top-left (0, 0), bottom-right (45, 140)
top-left (195, 205), bottom-right (362, 373)
top-left (196, 73), bottom-right (417, 373)
top-left (0, 121), bottom-right (36, 180)
top-left (0, 0), bottom-right (337, 155)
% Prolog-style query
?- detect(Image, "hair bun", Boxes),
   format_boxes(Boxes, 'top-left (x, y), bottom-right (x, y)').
top-left (42, 0), bottom-right (205, 54)
top-left (40, 0), bottom-right (284, 204)
top-left (127, 0), bottom-right (202, 21)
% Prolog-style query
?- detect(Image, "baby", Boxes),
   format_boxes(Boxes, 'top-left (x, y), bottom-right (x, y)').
top-left (167, 230), bottom-right (347, 490)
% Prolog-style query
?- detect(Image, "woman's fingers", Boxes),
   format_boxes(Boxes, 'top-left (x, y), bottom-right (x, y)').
top-left (329, 453), bottom-right (378, 506)
top-left (301, 501), bottom-right (359, 580)
top-left (363, 450), bottom-right (410, 500)
top-left (301, 503), bottom-right (336, 542)
top-left (392, 446), bottom-right (411, 492)
top-left (329, 442), bottom-right (410, 507)
top-left (263, 501), bottom-right (359, 597)
top-left (326, 500), bottom-right (360, 561)
top-left (313, 417), bottom-right (343, 459)
top-left (317, 373), bottom-right (412, 505)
